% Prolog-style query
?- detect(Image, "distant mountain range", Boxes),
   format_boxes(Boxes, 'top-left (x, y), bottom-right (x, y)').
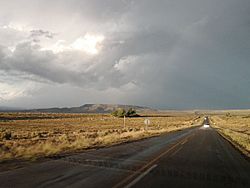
top-left (0, 106), bottom-right (25, 112)
top-left (0, 104), bottom-right (155, 113)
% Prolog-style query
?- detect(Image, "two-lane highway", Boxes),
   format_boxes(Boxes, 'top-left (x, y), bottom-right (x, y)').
top-left (131, 123), bottom-right (250, 187)
top-left (0, 118), bottom-right (249, 188)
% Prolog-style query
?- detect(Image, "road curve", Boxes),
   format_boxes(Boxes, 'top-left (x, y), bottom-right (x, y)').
top-left (0, 119), bottom-right (249, 188)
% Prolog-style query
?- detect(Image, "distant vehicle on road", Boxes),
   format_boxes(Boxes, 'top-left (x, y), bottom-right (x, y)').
top-left (203, 124), bottom-right (210, 128)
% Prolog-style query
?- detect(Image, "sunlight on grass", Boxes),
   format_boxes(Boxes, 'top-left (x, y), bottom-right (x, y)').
top-left (211, 115), bottom-right (250, 153)
top-left (0, 113), bottom-right (202, 161)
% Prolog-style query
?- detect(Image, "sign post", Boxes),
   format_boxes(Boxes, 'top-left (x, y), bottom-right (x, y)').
top-left (123, 116), bottom-right (126, 129)
top-left (144, 119), bottom-right (150, 131)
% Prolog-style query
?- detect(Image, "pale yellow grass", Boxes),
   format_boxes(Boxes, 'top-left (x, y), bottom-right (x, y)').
top-left (210, 115), bottom-right (250, 152)
top-left (0, 113), bottom-right (202, 161)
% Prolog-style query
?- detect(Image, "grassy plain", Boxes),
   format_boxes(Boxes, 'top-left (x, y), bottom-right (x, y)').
top-left (0, 112), bottom-right (202, 162)
top-left (210, 112), bottom-right (250, 153)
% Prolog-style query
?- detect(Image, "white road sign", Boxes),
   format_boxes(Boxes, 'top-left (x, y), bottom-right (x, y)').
top-left (144, 119), bottom-right (150, 125)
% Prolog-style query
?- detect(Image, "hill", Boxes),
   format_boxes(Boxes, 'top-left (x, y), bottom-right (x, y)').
top-left (28, 104), bottom-right (155, 113)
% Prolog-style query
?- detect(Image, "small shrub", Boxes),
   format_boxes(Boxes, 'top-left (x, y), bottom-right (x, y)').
top-left (3, 132), bottom-right (12, 140)
top-left (126, 108), bottom-right (137, 117)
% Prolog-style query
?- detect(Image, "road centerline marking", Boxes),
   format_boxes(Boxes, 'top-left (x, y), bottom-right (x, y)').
top-left (181, 139), bottom-right (188, 145)
top-left (112, 132), bottom-right (196, 188)
top-left (124, 164), bottom-right (158, 188)
top-left (170, 146), bottom-right (183, 157)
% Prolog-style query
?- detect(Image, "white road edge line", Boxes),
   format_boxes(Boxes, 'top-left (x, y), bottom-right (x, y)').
top-left (124, 164), bottom-right (158, 188)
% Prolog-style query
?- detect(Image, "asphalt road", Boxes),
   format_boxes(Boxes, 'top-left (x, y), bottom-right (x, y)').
top-left (0, 118), bottom-right (249, 188)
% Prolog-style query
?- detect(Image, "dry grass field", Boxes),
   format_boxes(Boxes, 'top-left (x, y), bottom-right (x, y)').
top-left (210, 113), bottom-right (250, 153)
top-left (0, 112), bottom-right (202, 162)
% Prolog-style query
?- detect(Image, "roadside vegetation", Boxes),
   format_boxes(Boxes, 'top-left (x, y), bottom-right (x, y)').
top-left (210, 114), bottom-right (250, 153)
top-left (111, 108), bottom-right (139, 117)
top-left (0, 112), bottom-right (202, 162)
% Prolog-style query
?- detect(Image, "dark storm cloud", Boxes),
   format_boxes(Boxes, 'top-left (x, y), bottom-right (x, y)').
top-left (0, 0), bottom-right (250, 109)
top-left (0, 42), bottom-right (93, 85)
top-left (30, 29), bottom-right (56, 39)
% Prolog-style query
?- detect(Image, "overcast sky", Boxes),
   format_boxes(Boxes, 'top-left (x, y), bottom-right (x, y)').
top-left (0, 0), bottom-right (250, 109)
